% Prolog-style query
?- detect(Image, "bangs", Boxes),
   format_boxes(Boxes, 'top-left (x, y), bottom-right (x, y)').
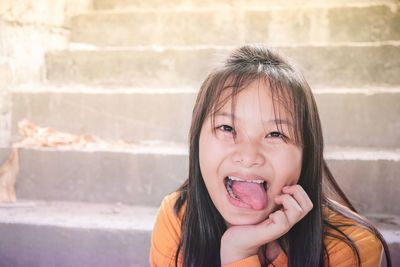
top-left (205, 71), bottom-right (304, 147)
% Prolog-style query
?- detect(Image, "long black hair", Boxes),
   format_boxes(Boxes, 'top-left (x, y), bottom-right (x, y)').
top-left (173, 45), bottom-right (391, 267)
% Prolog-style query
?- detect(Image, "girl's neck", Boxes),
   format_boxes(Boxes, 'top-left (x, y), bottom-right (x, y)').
top-left (259, 241), bottom-right (283, 264)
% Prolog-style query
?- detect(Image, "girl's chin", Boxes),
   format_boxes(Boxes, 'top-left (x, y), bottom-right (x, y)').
top-left (224, 213), bottom-right (269, 227)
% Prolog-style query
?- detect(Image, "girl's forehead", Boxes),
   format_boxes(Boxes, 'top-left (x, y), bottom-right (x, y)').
top-left (214, 80), bottom-right (290, 119)
top-left (214, 81), bottom-right (281, 113)
top-left (215, 79), bottom-right (267, 105)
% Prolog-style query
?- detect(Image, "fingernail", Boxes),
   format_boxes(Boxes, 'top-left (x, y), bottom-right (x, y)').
top-left (283, 186), bottom-right (290, 191)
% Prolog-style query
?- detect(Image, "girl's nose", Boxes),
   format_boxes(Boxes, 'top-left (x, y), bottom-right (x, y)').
top-left (231, 141), bottom-right (265, 168)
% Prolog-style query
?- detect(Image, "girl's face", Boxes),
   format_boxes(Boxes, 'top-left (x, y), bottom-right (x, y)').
top-left (199, 80), bottom-right (303, 226)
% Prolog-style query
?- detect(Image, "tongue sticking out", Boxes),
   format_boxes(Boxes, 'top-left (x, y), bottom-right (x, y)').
top-left (231, 180), bottom-right (267, 210)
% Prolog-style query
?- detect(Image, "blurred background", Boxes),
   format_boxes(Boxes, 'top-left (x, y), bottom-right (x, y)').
top-left (0, 0), bottom-right (399, 266)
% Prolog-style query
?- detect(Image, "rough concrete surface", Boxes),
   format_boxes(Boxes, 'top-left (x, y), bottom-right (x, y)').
top-left (46, 45), bottom-right (400, 88)
top-left (0, 223), bottom-right (151, 267)
top-left (12, 91), bottom-right (195, 144)
top-left (46, 48), bottom-right (213, 88)
top-left (71, 5), bottom-right (400, 46)
top-left (0, 0), bottom-right (66, 27)
top-left (0, 147), bottom-right (12, 164)
top-left (0, 200), bottom-right (158, 230)
top-left (0, 60), bottom-right (12, 146)
top-left (314, 92), bottom-right (400, 148)
top-left (15, 147), bottom-right (400, 215)
top-left (0, 0), bottom-right (93, 27)
top-left (327, 5), bottom-right (400, 42)
top-left (2, 0), bottom-right (400, 264)
top-left (327, 159), bottom-right (400, 215)
top-left (0, 59), bottom-right (12, 90)
top-left (280, 45), bottom-right (400, 88)
top-left (0, 201), bottom-right (398, 267)
top-left (16, 147), bottom-right (188, 207)
top-left (0, 21), bottom-right (68, 85)
top-left (11, 90), bottom-right (400, 147)
top-left (93, 0), bottom-right (400, 10)
top-left (0, 0), bottom-right (93, 86)
top-left (0, 113), bottom-right (11, 146)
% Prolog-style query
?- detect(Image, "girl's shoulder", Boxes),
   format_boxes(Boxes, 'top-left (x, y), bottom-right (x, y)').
top-left (150, 192), bottom-right (184, 266)
top-left (155, 191), bottom-right (185, 234)
top-left (322, 207), bottom-right (383, 266)
top-left (161, 191), bottom-right (186, 219)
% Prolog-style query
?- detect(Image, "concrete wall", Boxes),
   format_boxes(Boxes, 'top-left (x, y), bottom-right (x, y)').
top-left (0, 60), bottom-right (11, 146)
top-left (0, 0), bottom-right (91, 146)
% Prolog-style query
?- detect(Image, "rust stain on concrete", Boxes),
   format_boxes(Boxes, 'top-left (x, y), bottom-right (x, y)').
top-left (0, 148), bottom-right (18, 203)
top-left (16, 119), bottom-right (131, 149)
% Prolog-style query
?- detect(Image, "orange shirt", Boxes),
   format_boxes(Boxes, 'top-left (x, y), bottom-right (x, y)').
top-left (150, 193), bottom-right (382, 267)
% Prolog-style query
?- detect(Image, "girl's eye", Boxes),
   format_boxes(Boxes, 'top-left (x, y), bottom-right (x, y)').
top-left (218, 125), bottom-right (235, 133)
top-left (266, 131), bottom-right (285, 138)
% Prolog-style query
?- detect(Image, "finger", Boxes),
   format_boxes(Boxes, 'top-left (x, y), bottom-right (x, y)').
top-left (268, 210), bottom-right (289, 229)
top-left (255, 210), bottom-right (290, 243)
top-left (274, 194), bottom-right (304, 226)
top-left (282, 185), bottom-right (313, 213)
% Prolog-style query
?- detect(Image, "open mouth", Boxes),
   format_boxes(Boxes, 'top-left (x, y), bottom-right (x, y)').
top-left (224, 176), bottom-right (267, 210)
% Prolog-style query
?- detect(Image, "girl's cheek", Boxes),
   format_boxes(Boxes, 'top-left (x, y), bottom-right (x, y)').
top-left (214, 132), bottom-right (236, 144)
top-left (269, 148), bottom-right (302, 187)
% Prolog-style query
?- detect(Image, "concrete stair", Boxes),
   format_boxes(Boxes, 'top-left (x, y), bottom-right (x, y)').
top-left (91, 0), bottom-right (400, 10)
top-left (11, 87), bottom-right (400, 146)
top-left (2, 146), bottom-right (398, 215)
top-left (2, 0), bottom-right (400, 266)
top-left (0, 202), bottom-right (398, 267)
top-left (45, 45), bottom-right (400, 88)
top-left (0, 200), bottom-right (157, 267)
top-left (71, 4), bottom-right (400, 46)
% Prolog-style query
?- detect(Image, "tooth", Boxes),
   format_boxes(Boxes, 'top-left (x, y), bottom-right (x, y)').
top-left (226, 178), bottom-right (239, 200)
top-left (228, 187), bottom-right (238, 200)
top-left (228, 185), bottom-right (238, 199)
top-left (228, 176), bottom-right (264, 184)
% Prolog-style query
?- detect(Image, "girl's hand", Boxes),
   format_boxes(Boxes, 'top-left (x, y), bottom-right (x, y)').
top-left (220, 185), bottom-right (313, 265)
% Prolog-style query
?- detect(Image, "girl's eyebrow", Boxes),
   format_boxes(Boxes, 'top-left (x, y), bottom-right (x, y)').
top-left (270, 119), bottom-right (293, 126)
top-left (214, 112), bottom-right (235, 119)
top-left (215, 112), bottom-right (292, 126)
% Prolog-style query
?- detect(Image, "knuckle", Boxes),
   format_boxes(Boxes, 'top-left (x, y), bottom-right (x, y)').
top-left (306, 200), bottom-right (314, 211)
top-left (272, 211), bottom-right (285, 222)
top-left (294, 206), bottom-right (303, 217)
top-left (281, 195), bottom-right (289, 202)
top-left (292, 184), bottom-right (302, 192)
top-left (275, 212), bottom-right (290, 228)
top-left (282, 218), bottom-right (290, 229)
top-left (293, 184), bottom-right (302, 190)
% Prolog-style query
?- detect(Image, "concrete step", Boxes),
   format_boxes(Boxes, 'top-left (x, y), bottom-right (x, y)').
top-left (11, 87), bottom-right (400, 147)
top-left (0, 200), bottom-right (157, 267)
top-left (0, 201), bottom-right (398, 266)
top-left (93, 0), bottom-right (400, 10)
top-left (2, 145), bottom-right (398, 215)
top-left (324, 146), bottom-right (400, 215)
top-left (45, 44), bottom-right (400, 88)
top-left (11, 87), bottom-right (195, 145)
top-left (71, 4), bottom-right (400, 46)
top-left (11, 144), bottom-right (188, 207)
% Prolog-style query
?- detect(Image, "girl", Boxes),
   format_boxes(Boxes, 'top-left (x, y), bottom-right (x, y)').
top-left (150, 45), bottom-right (391, 266)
